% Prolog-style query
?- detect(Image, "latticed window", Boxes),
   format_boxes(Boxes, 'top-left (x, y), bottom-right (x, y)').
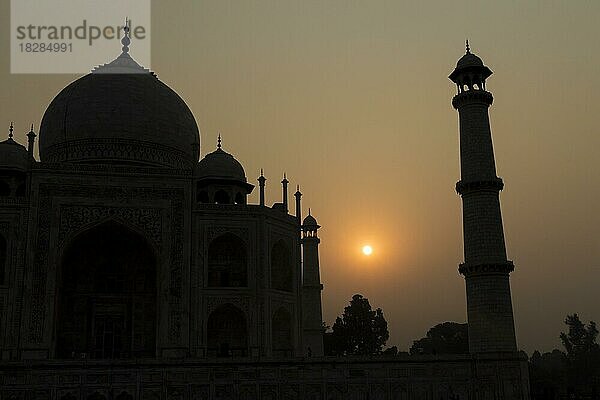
top-left (0, 234), bottom-right (6, 285)
top-left (207, 304), bottom-right (248, 357)
top-left (271, 240), bottom-right (293, 292)
top-left (207, 233), bottom-right (247, 287)
top-left (272, 308), bottom-right (293, 357)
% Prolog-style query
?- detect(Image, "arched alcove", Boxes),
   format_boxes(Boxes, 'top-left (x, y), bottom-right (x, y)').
top-left (196, 187), bottom-right (209, 203)
top-left (59, 394), bottom-right (78, 400)
top-left (15, 183), bottom-right (25, 197)
top-left (214, 190), bottom-right (230, 204)
top-left (0, 181), bottom-right (10, 196)
top-left (0, 234), bottom-right (6, 285)
top-left (207, 233), bottom-right (247, 287)
top-left (234, 192), bottom-right (245, 205)
top-left (87, 393), bottom-right (107, 400)
top-left (271, 240), bottom-right (292, 292)
top-left (56, 221), bottom-right (157, 359)
top-left (115, 392), bottom-right (133, 400)
top-left (272, 308), bottom-right (293, 357)
top-left (207, 304), bottom-right (248, 357)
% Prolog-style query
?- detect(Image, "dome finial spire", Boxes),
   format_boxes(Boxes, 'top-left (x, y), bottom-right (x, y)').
top-left (8, 122), bottom-right (14, 139)
top-left (217, 133), bottom-right (222, 149)
top-left (465, 39), bottom-right (470, 54)
top-left (121, 17), bottom-right (131, 54)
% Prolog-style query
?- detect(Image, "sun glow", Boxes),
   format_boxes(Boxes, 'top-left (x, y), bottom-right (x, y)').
top-left (362, 245), bottom-right (373, 256)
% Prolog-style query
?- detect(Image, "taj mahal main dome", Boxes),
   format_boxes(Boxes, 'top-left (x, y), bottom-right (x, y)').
top-left (39, 55), bottom-right (200, 169)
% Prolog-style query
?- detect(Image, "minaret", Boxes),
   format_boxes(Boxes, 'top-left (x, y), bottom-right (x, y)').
top-left (27, 124), bottom-right (36, 159)
top-left (449, 42), bottom-right (517, 353)
top-left (281, 173), bottom-right (289, 213)
top-left (258, 169), bottom-right (266, 206)
top-left (301, 210), bottom-right (324, 356)
top-left (294, 185), bottom-right (302, 223)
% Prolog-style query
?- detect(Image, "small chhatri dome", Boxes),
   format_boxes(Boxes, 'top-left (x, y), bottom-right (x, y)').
top-left (455, 40), bottom-right (484, 69)
top-left (449, 40), bottom-right (493, 91)
top-left (38, 20), bottom-right (199, 168)
top-left (195, 136), bottom-right (247, 181)
top-left (456, 51), bottom-right (484, 69)
top-left (0, 123), bottom-right (29, 171)
top-left (302, 211), bottom-right (319, 228)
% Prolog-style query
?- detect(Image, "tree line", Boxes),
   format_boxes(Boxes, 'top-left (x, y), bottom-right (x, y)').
top-left (325, 294), bottom-right (599, 398)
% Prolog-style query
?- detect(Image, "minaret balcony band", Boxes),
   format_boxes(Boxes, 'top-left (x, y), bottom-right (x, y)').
top-left (458, 260), bottom-right (515, 276)
top-left (455, 177), bottom-right (504, 195)
top-left (452, 90), bottom-right (493, 109)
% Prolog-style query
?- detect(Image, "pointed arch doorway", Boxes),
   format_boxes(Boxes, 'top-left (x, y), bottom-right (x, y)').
top-left (56, 221), bottom-right (157, 359)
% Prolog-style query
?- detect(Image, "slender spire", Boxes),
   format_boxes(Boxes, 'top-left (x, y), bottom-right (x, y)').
top-left (465, 39), bottom-right (470, 54)
top-left (121, 17), bottom-right (131, 54)
top-left (8, 122), bottom-right (14, 139)
top-left (27, 123), bottom-right (37, 158)
top-left (281, 173), bottom-right (289, 213)
top-left (258, 169), bottom-right (266, 206)
top-left (294, 185), bottom-right (302, 223)
top-left (217, 133), bottom-right (222, 149)
top-left (92, 17), bottom-right (148, 74)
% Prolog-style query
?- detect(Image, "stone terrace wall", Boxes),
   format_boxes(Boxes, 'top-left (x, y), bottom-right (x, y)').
top-left (0, 354), bottom-right (529, 400)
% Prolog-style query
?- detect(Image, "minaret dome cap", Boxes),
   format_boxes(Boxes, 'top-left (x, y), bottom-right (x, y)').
top-left (302, 213), bottom-right (319, 228)
top-left (456, 52), bottom-right (484, 69)
top-left (0, 123), bottom-right (29, 171)
top-left (449, 43), bottom-right (493, 84)
top-left (195, 139), bottom-right (247, 182)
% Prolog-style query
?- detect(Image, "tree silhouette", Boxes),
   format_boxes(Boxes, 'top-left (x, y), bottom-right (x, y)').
top-left (410, 322), bottom-right (468, 355)
top-left (559, 313), bottom-right (600, 394)
top-left (326, 294), bottom-right (389, 356)
top-left (560, 313), bottom-right (599, 360)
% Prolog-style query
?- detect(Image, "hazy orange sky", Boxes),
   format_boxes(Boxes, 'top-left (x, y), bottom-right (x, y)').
top-left (1, 1), bottom-right (599, 353)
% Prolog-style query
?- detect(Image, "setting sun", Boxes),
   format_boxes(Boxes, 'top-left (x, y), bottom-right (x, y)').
top-left (362, 245), bottom-right (373, 256)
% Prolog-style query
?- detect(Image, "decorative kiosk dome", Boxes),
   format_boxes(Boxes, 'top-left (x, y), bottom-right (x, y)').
top-left (302, 211), bottom-right (320, 238)
top-left (38, 26), bottom-right (199, 169)
top-left (302, 213), bottom-right (319, 228)
top-left (456, 51), bottom-right (484, 69)
top-left (194, 136), bottom-right (254, 205)
top-left (0, 123), bottom-right (29, 198)
top-left (449, 40), bottom-right (493, 95)
top-left (0, 123), bottom-right (29, 172)
top-left (196, 139), bottom-right (246, 181)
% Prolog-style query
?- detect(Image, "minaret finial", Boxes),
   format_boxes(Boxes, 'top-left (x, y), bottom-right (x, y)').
top-left (465, 39), bottom-right (470, 54)
top-left (8, 122), bottom-right (14, 139)
top-left (260, 168), bottom-right (264, 176)
top-left (30, 123), bottom-right (34, 132)
top-left (217, 133), bottom-right (222, 149)
top-left (121, 17), bottom-right (131, 54)
top-left (308, 207), bottom-right (311, 216)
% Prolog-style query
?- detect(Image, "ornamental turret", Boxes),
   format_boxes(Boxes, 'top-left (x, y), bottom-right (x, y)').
top-left (301, 211), bottom-right (324, 356)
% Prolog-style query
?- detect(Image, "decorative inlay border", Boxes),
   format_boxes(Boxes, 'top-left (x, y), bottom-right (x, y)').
top-left (43, 138), bottom-right (194, 169)
top-left (456, 177), bottom-right (504, 195)
top-left (458, 261), bottom-right (514, 276)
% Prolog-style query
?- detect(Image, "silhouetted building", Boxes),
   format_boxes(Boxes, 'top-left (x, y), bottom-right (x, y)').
top-left (0, 31), bottom-right (529, 399)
